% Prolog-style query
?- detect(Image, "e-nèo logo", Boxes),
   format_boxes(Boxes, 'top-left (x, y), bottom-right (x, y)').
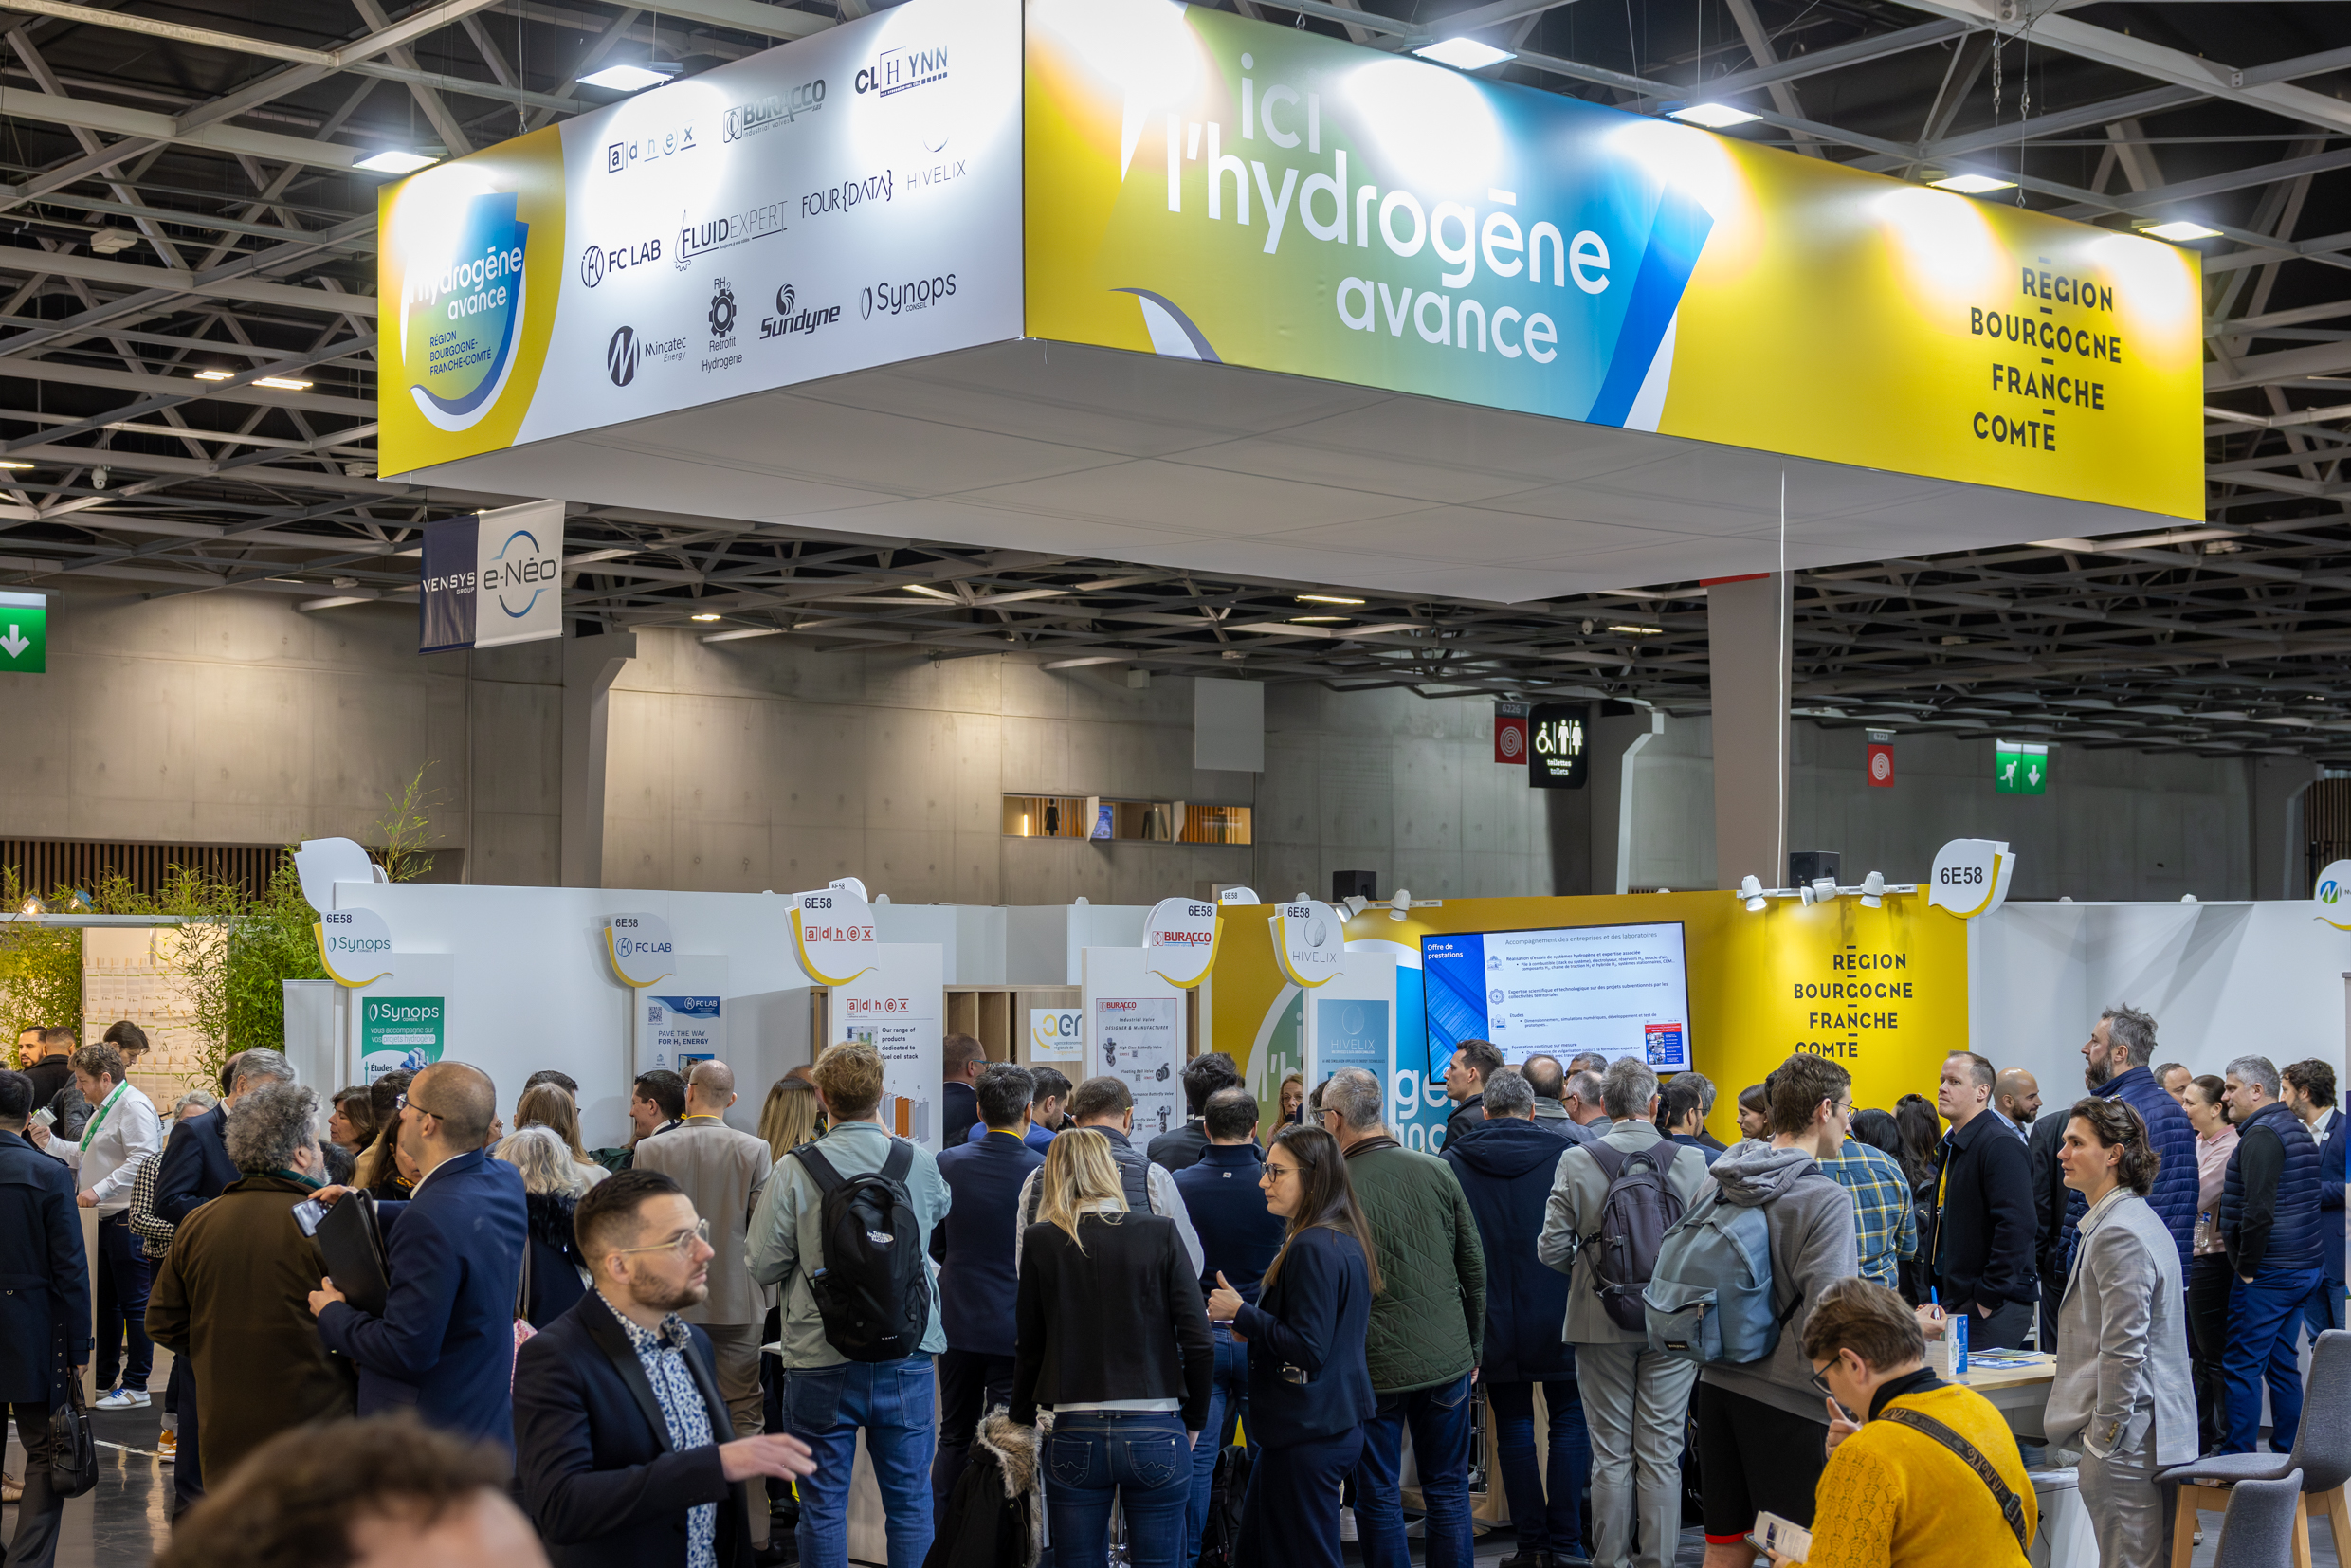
top-left (401, 191), bottom-right (528, 432)
top-left (760, 282), bottom-right (840, 342)
top-left (860, 271), bottom-right (957, 320)
top-left (483, 525), bottom-right (556, 621)
top-left (724, 78), bottom-right (826, 141)
top-left (580, 235), bottom-right (661, 287)
top-left (855, 44), bottom-right (946, 98)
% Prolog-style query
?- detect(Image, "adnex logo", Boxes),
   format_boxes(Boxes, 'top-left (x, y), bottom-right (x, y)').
top-left (855, 44), bottom-right (946, 98)
top-left (760, 282), bottom-right (841, 341)
top-left (579, 235), bottom-right (662, 287)
top-left (860, 271), bottom-right (957, 320)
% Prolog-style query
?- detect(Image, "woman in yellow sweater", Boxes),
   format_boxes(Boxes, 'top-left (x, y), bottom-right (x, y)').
top-left (1769, 1278), bottom-right (2037, 1568)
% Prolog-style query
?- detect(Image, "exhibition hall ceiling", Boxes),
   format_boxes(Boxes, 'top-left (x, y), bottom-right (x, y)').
top-left (0, 0), bottom-right (2343, 757)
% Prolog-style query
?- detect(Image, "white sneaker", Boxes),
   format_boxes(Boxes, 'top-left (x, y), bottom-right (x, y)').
top-left (94, 1387), bottom-right (150, 1410)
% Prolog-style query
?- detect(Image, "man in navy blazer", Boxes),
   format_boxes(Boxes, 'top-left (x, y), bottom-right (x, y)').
top-left (517, 1168), bottom-right (812, 1568)
top-left (2284, 1060), bottom-right (2349, 1332)
top-left (929, 1063), bottom-right (1045, 1519)
top-left (2, 1068), bottom-right (90, 1568)
top-left (310, 1061), bottom-right (527, 1452)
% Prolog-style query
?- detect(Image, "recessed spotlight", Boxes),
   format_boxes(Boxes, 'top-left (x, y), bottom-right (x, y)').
top-left (578, 63), bottom-right (679, 92)
top-left (1668, 102), bottom-right (1761, 129)
top-left (255, 376), bottom-right (312, 391)
top-left (690, 612), bottom-right (721, 623)
top-left (1297, 593), bottom-right (1366, 606)
top-left (193, 370), bottom-right (234, 381)
top-left (354, 149), bottom-right (439, 174)
top-left (1929, 173), bottom-right (2015, 194)
top-left (1412, 37), bottom-right (1516, 71)
top-left (2140, 219), bottom-right (2221, 242)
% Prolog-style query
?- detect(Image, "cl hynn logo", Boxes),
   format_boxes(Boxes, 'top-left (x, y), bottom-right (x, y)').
top-left (855, 45), bottom-right (947, 98)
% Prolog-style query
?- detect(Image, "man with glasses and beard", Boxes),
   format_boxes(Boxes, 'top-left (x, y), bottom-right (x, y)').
top-left (2058, 1008), bottom-right (2197, 1291)
top-left (516, 1169), bottom-right (816, 1568)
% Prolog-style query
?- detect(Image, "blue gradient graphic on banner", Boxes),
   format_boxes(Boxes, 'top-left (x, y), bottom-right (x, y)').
top-left (1587, 187), bottom-right (1715, 427)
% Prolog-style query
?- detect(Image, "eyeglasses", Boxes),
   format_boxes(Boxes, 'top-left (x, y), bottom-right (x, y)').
top-left (392, 1092), bottom-right (444, 1121)
top-left (1807, 1361), bottom-right (1837, 1397)
top-left (610, 1217), bottom-right (711, 1261)
top-left (1263, 1162), bottom-right (1299, 1180)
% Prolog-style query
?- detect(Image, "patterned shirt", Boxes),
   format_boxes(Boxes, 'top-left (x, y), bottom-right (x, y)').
top-left (597, 1290), bottom-right (717, 1568)
top-left (1821, 1139), bottom-right (1919, 1289)
top-left (125, 1150), bottom-right (174, 1258)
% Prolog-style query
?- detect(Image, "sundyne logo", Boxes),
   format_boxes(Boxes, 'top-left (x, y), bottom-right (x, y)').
top-left (861, 271), bottom-right (957, 320)
top-left (760, 283), bottom-right (839, 341)
top-left (724, 78), bottom-right (826, 141)
top-left (400, 191), bottom-right (528, 432)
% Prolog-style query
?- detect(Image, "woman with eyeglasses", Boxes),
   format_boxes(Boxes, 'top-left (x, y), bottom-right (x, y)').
top-left (1204, 1124), bottom-right (1378, 1568)
top-left (1009, 1129), bottom-right (1214, 1568)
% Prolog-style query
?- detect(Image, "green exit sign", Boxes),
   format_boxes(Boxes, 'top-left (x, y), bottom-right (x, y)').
top-left (0, 592), bottom-right (44, 673)
top-left (1995, 739), bottom-right (2050, 794)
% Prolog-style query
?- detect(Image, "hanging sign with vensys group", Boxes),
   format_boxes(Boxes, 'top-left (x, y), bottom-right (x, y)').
top-left (419, 499), bottom-right (564, 652)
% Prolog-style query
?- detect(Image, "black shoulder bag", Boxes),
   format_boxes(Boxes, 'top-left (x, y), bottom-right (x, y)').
top-left (1878, 1406), bottom-right (2031, 1555)
top-left (49, 1333), bottom-right (98, 1498)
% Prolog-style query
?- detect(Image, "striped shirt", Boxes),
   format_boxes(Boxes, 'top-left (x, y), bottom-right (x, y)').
top-left (1821, 1139), bottom-right (1919, 1289)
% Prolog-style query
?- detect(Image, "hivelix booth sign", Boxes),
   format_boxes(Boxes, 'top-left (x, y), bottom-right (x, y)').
top-left (377, 0), bottom-right (2202, 520)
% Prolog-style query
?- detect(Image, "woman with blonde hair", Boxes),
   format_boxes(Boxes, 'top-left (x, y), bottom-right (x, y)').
top-left (758, 1074), bottom-right (823, 1161)
top-left (1011, 1128), bottom-right (1213, 1568)
top-left (512, 1081), bottom-right (607, 1188)
top-left (492, 1124), bottom-right (591, 1326)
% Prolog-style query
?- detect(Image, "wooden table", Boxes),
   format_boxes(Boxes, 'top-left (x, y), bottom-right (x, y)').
top-left (1955, 1351), bottom-right (2059, 1443)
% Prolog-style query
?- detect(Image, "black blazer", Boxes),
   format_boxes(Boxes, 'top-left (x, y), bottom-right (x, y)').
top-left (154, 1105), bottom-right (237, 1226)
top-left (0, 1128), bottom-right (88, 1404)
top-left (1009, 1212), bottom-right (1213, 1430)
top-left (514, 1293), bottom-right (753, 1568)
top-left (1232, 1225), bottom-right (1376, 1448)
top-left (1929, 1109), bottom-right (2037, 1312)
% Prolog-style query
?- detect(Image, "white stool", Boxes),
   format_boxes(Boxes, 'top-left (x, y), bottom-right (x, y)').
top-left (2029, 1468), bottom-right (2099, 1568)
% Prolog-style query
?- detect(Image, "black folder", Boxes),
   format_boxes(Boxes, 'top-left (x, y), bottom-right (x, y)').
top-left (313, 1191), bottom-right (391, 1317)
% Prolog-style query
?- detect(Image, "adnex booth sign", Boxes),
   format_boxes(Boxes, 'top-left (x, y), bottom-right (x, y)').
top-left (375, 0), bottom-right (2201, 520)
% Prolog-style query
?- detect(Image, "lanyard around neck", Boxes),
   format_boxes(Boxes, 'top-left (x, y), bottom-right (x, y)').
top-left (80, 1081), bottom-right (131, 1152)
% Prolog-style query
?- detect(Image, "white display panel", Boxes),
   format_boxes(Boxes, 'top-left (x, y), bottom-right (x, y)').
top-left (1423, 921), bottom-right (1691, 1072)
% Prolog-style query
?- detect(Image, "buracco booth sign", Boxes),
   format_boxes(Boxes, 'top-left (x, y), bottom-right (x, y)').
top-left (420, 498), bottom-right (564, 652)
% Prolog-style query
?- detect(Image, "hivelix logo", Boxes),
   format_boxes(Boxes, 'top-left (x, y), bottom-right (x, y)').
top-left (724, 78), bottom-right (826, 141)
top-left (855, 44), bottom-right (947, 98)
top-left (860, 271), bottom-right (957, 320)
top-left (579, 236), bottom-right (661, 287)
top-left (760, 283), bottom-right (841, 341)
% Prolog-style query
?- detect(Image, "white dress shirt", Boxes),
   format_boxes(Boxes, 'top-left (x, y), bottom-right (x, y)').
top-left (50, 1081), bottom-right (164, 1214)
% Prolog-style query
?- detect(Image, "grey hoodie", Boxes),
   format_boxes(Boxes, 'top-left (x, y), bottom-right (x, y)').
top-left (1696, 1140), bottom-right (1859, 1423)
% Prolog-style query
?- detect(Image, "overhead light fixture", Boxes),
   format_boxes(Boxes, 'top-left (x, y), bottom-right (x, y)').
top-left (1859, 870), bottom-right (1886, 909)
top-left (193, 370), bottom-right (234, 381)
top-left (0, 461), bottom-right (30, 471)
top-left (354, 149), bottom-right (439, 174)
top-left (1297, 593), bottom-right (1366, 606)
top-left (255, 376), bottom-right (312, 391)
top-left (1740, 874), bottom-right (1768, 914)
top-left (88, 228), bottom-right (137, 255)
top-left (2141, 219), bottom-right (2221, 242)
top-left (578, 62), bottom-right (679, 92)
top-left (690, 612), bottom-right (721, 622)
top-left (1412, 37), bottom-right (1516, 71)
top-left (1607, 623), bottom-right (1664, 636)
top-left (1291, 615), bottom-right (1351, 624)
top-left (1668, 102), bottom-right (1761, 129)
top-left (1928, 173), bottom-right (2015, 195)
top-left (1389, 888), bottom-right (1413, 922)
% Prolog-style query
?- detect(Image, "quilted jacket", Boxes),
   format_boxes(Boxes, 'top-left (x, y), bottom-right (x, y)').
top-left (1342, 1138), bottom-right (1487, 1394)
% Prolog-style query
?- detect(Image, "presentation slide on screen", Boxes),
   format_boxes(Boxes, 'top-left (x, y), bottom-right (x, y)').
top-left (1423, 922), bottom-right (1691, 1072)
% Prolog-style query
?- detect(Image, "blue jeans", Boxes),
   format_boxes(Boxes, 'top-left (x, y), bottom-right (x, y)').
top-left (1351, 1373), bottom-right (1476, 1568)
top-left (2303, 1277), bottom-right (2346, 1340)
top-left (2225, 1267), bottom-right (2323, 1454)
top-left (1488, 1378), bottom-right (1590, 1558)
top-left (1044, 1411), bottom-right (1191, 1568)
top-left (1183, 1324), bottom-right (1250, 1564)
top-left (782, 1356), bottom-right (937, 1568)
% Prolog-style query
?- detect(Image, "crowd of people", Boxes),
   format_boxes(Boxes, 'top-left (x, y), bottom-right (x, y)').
top-left (0, 1009), bottom-right (2343, 1568)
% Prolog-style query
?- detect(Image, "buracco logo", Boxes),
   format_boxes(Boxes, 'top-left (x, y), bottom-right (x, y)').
top-left (580, 236), bottom-right (661, 287)
top-left (855, 44), bottom-right (947, 98)
top-left (607, 325), bottom-right (638, 386)
top-left (860, 271), bottom-right (957, 320)
top-left (401, 191), bottom-right (528, 432)
top-left (724, 78), bottom-right (826, 141)
top-left (760, 283), bottom-right (840, 341)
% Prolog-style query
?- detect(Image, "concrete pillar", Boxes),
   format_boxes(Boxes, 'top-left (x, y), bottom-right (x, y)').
top-left (561, 631), bottom-right (637, 888)
top-left (1707, 574), bottom-right (1790, 890)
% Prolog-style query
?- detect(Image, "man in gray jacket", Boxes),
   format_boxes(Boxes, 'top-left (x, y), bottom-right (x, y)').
top-left (1689, 1055), bottom-right (1859, 1568)
top-left (1538, 1058), bottom-right (1710, 1568)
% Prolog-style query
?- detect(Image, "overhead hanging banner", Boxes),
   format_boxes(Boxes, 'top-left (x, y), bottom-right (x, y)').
top-left (1927, 838), bottom-right (2014, 920)
top-left (377, 0), bottom-right (1025, 478)
top-left (418, 499), bottom-right (564, 652)
top-left (1023, 1), bottom-right (2203, 520)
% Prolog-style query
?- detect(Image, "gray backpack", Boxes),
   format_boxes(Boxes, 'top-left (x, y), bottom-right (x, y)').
top-left (1582, 1142), bottom-right (1684, 1333)
top-left (1643, 1182), bottom-right (1804, 1364)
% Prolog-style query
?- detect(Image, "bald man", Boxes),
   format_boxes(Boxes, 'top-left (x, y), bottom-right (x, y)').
top-left (1992, 1068), bottom-right (2039, 1143)
top-left (633, 1060), bottom-right (776, 1464)
top-left (309, 1061), bottom-right (528, 1451)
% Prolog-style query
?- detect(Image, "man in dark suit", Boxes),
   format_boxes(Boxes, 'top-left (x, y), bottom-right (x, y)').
top-left (516, 1169), bottom-right (813, 1568)
top-left (930, 1063), bottom-right (1045, 1518)
top-left (941, 1032), bottom-right (985, 1151)
top-left (309, 1060), bottom-right (528, 1452)
top-left (1, 1068), bottom-right (89, 1568)
top-left (2027, 1104), bottom-right (2069, 1349)
top-left (1927, 1051), bottom-right (2038, 1351)
top-left (2284, 1059), bottom-right (2348, 1333)
top-left (153, 1047), bottom-right (295, 1511)
top-left (1147, 1052), bottom-right (1241, 1173)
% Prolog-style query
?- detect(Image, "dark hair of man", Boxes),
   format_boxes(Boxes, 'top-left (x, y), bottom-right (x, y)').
top-left (42, 1025), bottom-right (76, 1052)
top-left (417, 1063), bottom-right (498, 1149)
top-left (1799, 1277), bottom-right (1925, 1374)
top-left (1658, 1076), bottom-right (1704, 1134)
top-left (1766, 1053), bottom-right (1852, 1137)
top-left (155, 1415), bottom-right (511, 1568)
top-left (1453, 1038), bottom-right (1504, 1084)
top-left (2284, 1059), bottom-right (2338, 1110)
top-left (0, 1068), bottom-right (31, 1122)
top-left (102, 1020), bottom-right (148, 1057)
top-left (1848, 1107), bottom-right (1904, 1160)
top-left (1948, 1050), bottom-right (1996, 1092)
top-left (976, 1063), bottom-right (1035, 1129)
top-left (368, 1069), bottom-right (413, 1128)
top-left (575, 1167), bottom-right (687, 1261)
top-left (1567, 1050), bottom-right (1608, 1075)
top-left (70, 1043), bottom-right (127, 1085)
top-left (2066, 1096), bottom-right (2160, 1196)
top-left (1030, 1066), bottom-right (1072, 1105)
top-left (942, 1032), bottom-right (986, 1077)
top-left (1523, 1054), bottom-right (1564, 1099)
top-left (632, 1068), bottom-right (687, 1121)
top-left (1069, 1075), bottom-right (1134, 1122)
top-left (217, 1049), bottom-right (248, 1098)
top-left (2152, 1062), bottom-right (2186, 1087)
top-left (1203, 1085), bottom-right (1260, 1142)
top-left (1181, 1051), bottom-right (1243, 1115)
top-left (1259, 1124), bottom-right (1382, 1296)
top-left (321, 1140), bottom-right (355, 1186)
top-left (524, 1068), bottom-right (580, 1099)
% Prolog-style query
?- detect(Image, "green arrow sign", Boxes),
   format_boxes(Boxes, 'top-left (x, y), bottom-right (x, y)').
top-left (0, 593), bottom-right (44, 673)
top-left (1995, 739), bottom-right (2049, 794)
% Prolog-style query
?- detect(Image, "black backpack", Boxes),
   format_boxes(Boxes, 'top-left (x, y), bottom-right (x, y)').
top-left (795, 1140), bottom-right (931, 1362)
top-left (1197, 1443), bottom-right (1253, 1568)
top-left (1584, 1142), bottom-right (1685, 1333)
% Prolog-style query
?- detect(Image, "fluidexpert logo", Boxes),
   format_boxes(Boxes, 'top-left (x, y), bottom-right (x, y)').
top-left (860, 271), bottom-right (957, 320)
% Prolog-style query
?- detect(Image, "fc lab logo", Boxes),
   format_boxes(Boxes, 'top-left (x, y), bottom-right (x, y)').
top-left (399, 191), bottom-right (529, 432)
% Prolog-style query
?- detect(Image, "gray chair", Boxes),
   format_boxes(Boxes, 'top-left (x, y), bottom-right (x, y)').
top-left (2209, 1471), bottom-right (2304, 1568)
top-left (2156, 1328), bottom-right (2351, 1568)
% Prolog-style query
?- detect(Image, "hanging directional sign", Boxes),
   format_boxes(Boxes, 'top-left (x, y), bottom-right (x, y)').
top-left (1994, 739), bottom-right (2050, 794)
top-left (0, 592), bottom-right (46, 673)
